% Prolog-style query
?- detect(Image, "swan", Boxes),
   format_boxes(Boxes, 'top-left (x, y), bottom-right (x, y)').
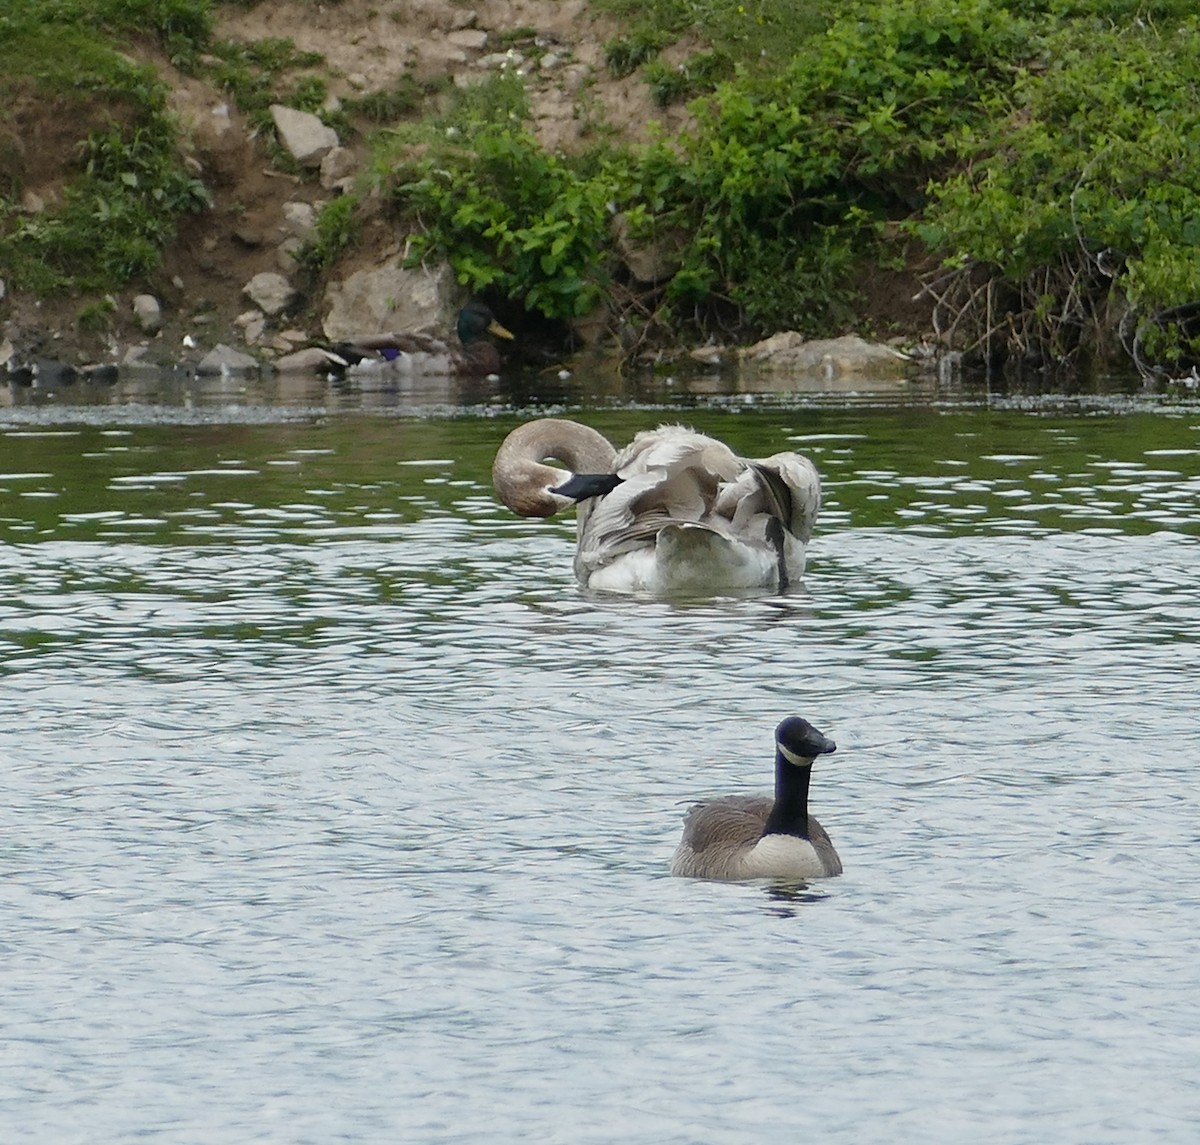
top-left (491, 418), bottom-right (821, 594)
top-left (275, 301), bottom-right (514, 376)
top-left (670, 716), bottom-right (842, 881)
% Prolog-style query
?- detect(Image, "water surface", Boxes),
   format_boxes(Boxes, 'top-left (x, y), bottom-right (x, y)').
top-left (3, 388), bottom-right (1199, 1142)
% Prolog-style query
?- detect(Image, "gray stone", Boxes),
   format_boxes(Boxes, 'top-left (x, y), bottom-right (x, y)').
top-left (319, 146), bottom-right (358, 190)
top-left (197, 344), bottom-right (260, 374)
top-left (739, 333), bottom-right (912, 377)
top-left (447, 29), bottom-right (488, 50)
top-left (243, 271), bottom-right (297, 316)
top-left (276, 239), bottom-right (302, 274)
top-left (689, 344), bottom-right (726, 367)
top-left (322, 259), bottom-right (457, 341)
top-left (281, 201), bottom-right (317, 240)
top-left (274, 346), bottom-right (335, 373)
top-left (612, 212), bottom-right (685, 284)
top-left (122, 344), bottom-right (153, 369)
top-left (479, 51), bottom-right (524, 70)
top-left (270, 104), bottom-right (339, 168)
top-left (234, 309), bottom-right (267, 345)
top-left (132, 294), bottom-right (163, 334)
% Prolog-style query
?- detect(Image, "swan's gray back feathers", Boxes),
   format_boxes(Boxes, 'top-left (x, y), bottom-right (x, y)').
top-left (494, 418), bottom-right (823, 593)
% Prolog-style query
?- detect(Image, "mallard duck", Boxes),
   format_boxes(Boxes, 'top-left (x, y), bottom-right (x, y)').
top-left (491, 418), bottom-right (821, 594)
top-left (670, 717), bottom-right (841, 881)
top-left (275, 301), bottom-right (514, 376)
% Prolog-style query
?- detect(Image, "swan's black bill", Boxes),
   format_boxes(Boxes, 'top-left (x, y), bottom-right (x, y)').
top-left (550, 473), bottom-right (625, 501)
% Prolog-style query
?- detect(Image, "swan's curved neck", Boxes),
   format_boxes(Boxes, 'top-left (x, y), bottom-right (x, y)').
top-left (493, 419), bottom-right (617, 518)
top-left (762, 749), bottom-right (813, 838)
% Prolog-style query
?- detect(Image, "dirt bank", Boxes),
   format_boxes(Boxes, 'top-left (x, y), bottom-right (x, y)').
top-left (1, 0), bottom-right (931, 371)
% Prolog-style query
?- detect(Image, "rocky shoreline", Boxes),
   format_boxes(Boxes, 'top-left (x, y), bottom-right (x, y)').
top-left (1, 0), bottom-right (943, 387)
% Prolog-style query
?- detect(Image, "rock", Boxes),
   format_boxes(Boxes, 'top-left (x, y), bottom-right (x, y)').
top-left (234, 308), bottom-right (267, 344)
top-left (270, 104), bottom-right (339, 168)
top-left (322, 259), bottom-right (457, 341)
top-left (243, 271), bottom-right (296, 316)
top-left (689, 344), bottom-right (726, 367)
top-left (132, 294), bottom-right (163, 334)
top-left (739, 332), bottom-right (913, 377)
top-left (319, 146), bottom-right (357, 191)
top-left (274, 346), bottom-right (336, 373)
top-left (282, 201), bottom-right (317, 240)
top-left (448, 29), bottom-right (488, 50)
top-left (276, 237), bottom-right (303, 274)
top-left (479, 51), bottom-right (524, 70)
top-left (612, 212), bottom-right (685, 284)
top-left (197, 344), bottom-right (260, 374)
top-left (122, 345), bottom-right (153, 369)
top-left (233, 226), bottom-right (265, 248)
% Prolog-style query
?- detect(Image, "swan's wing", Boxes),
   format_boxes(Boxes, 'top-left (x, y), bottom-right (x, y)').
top-left (713, 451), bottom-right (821, 543)
top-left (614, 427), bottom-right (743, 521)
top-left (575, 505), bottom-right (677, 573)
top-left (757, 452), bottom-right (821, 541)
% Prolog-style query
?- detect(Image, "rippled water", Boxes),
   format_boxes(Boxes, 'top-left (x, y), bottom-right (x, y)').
top-left (3, 393), bottom-right (1200, 1142)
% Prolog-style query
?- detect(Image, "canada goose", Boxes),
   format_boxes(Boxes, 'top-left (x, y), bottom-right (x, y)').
top-left (275, 301), bottom-right (515, 376)
top-left (670, 717), bottom-right (841, 881)
top-left (491, 418), bottom-right (821, 594)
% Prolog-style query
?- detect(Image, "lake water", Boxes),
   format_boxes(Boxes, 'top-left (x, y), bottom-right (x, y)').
top-left (3, 367), bottom-right (1200, 1142)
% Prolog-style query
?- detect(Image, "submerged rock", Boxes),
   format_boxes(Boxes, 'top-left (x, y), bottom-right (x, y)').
top-left (273, 346), bottom-right (338, 374)
top-left (740, 332), bottom-right (913, 377)
top-left (197, 344), bottom-right (260, 374)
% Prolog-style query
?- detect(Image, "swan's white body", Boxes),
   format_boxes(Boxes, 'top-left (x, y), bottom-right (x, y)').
top-left (492, 419), bottom-right (821, 595)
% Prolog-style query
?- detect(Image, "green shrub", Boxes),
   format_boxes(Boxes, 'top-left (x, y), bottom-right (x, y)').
top-left (0, 12), bottom-right (211, 294)
top-left (644, 49), bottom-right (732, 106)
top-left (605, 32), bottom-right (670, 79)
top-left (300, 195), bottom-right (361, 272)
top-left (917, 19), bottom-right (1200, 367)
top-left (396, 127), bottom-right (616, 319)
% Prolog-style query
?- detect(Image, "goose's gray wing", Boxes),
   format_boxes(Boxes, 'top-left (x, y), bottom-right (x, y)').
top-left (807, 815), bottom-right (842, 876)
top-left (678, 795), bottom-right (773, 853)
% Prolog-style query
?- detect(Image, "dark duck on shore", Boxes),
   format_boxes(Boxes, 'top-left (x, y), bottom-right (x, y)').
top-left (670, 717), bottom-right (842, 881)
top-left (276, 301), bottom-right (514, 376)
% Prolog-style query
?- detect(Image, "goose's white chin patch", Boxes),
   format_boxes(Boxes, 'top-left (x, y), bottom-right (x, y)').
top-left (778, 742), bottom-right (816, 767)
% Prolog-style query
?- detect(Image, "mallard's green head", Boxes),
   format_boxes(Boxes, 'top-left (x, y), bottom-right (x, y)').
top-left (458, 301), bottom-right (515, 346)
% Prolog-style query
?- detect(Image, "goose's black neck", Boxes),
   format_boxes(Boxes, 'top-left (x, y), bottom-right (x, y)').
top-left (762, 748), bottom-right (812, 838)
